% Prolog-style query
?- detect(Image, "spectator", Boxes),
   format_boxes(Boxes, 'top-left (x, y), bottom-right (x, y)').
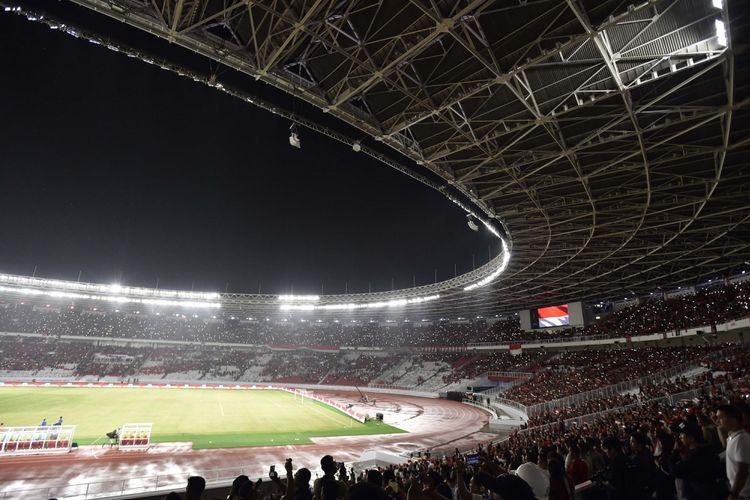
top-left (717, 405), bottom-right (750, 500)
top-left (319, 478), bottom-right (339, 500)
top-left (601, 437), bottom-right (630, 500)
top-left (349, 481), bottom-right (387, 500)
top-left (565, 445), bottom-right (588, 486)
top-left (382, 470), bottom-right (400, 500)
top-left (186, 476), bottom-right (206, 500)
top-left (474, 470), bottom-right (536, 500)
top-left (670, 419), bottom-right (725, 500)
top-left (313, 456), bottom-right (348, 500)
top-left (292, 467), bottom-right (312, 500)
top-left (628, 432), bottom-right (655, 500)
top-left (547, 455), bottom-right (573, 500)
top-left (228, 475), bottom-right (249, 500)
top-left (366, 470), bottom-right (384, 488)
top-left (515, 449), bottom-right (549, 500)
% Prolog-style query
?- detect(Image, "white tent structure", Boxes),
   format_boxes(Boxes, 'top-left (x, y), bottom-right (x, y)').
top-left (353, 449), bottom-right (406, 473)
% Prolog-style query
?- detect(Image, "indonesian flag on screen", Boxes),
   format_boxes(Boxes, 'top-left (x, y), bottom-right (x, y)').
top-left (509, 343), bottom-right (522, 356)
top-left (538, 305), bottom-right (569, 327)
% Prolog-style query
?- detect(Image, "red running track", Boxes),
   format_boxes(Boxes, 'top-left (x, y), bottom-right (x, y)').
top-left (0, 390), bottom-right (499, 498)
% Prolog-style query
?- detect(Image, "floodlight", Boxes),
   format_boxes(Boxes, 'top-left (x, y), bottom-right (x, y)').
top-left (289, 123), bottom-right (301, 148)
top-left (467, 214), bottom-right (479, 231)
top-left (715, 19), bottom-right (727, 47)
top-left (352, 141), bottom-right (362, 152)
top-left (712, 0), bottom-right (723, 9)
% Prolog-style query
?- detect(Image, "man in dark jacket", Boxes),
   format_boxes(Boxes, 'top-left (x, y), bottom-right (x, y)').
top-left (628, 432), bottom-right (655, 500)
top-left (601, 436), bottom-right (631, 500)
top-left (670, 420), bottom-right (727, 500)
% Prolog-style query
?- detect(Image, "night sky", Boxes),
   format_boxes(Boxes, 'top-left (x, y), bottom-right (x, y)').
top-left (0, 4), bottom-right (497, 295)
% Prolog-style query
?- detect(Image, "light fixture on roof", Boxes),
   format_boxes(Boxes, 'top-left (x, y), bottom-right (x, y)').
top-left (278, 294), bottom-right (320, 302)
top-left (715, 19), bottom-right (727, 47)
top-left (352, 141), bottom-right (361, 152)
top-left (466, 214), bottom-right (479, 232)
top-left (289, 123), bottom-right (301, 148)
top-left (712, 0), bottom-right (723, 8)
top-left (279, 294), bottom-right (439, 311)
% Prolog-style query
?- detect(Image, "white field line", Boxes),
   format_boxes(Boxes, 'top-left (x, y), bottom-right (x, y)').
top-left (305, 400), bottom-right (352, 426)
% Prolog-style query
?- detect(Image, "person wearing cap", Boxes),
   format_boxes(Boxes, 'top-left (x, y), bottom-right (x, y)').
top-left (670, 419), bottom-right (725, 500)
top-left (313, 455), bottom-right (348, 500)
top-left (717, 405), bottom-right (750, 500)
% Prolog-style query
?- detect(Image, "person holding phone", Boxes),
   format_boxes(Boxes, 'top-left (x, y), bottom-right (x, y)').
top-left (313, 455), bottom-right (348, 500)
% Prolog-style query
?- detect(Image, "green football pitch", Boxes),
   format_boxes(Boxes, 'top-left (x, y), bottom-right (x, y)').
top-left (0, 387), bottom-right (404, 449)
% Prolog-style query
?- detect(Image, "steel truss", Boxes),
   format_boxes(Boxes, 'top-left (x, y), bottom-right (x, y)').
top-left (9, 0), bottom-right (750, 318)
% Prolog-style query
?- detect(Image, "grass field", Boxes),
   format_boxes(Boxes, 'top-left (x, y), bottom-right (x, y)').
top-left (0, 387), bottom-right (404, 449)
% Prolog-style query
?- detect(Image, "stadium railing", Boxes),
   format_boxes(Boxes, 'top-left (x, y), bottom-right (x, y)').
top-left (466, 334), bottom-right (610, 347)
top-left (367, 383), bottom-right (413, 391)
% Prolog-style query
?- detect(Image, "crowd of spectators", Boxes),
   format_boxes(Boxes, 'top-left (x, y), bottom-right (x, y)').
top-left (0, 280), bottom-right (747, 347)
top-left (579, 281), bottom-right (750, 339)
top-left (2, 286), bottom-right (750, 500)
top-left (500, 346), bottom-right (729, 406)
top-left (488, 377), bottom-right (750, 500)
top-left (443, 351), bottom-right (550, 385)
top-left (512, 347), bottom-right (750, 431)
top-left (0, 335), bottom-right (744, 401)
top-left (161, 378), bottom-right (750, 500)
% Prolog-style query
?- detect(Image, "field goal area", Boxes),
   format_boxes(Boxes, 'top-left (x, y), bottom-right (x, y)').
top-left (292, 389), bottom-right (314, 404)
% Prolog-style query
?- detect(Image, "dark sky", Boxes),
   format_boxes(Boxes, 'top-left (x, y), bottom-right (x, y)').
top-left (0, 5), bottom-right (497, 295)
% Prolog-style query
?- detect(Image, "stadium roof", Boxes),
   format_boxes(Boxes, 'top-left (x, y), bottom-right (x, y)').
top-left (8, 0), bottom-right (750, 317)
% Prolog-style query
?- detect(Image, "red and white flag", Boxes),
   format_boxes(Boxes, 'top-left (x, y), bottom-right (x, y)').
top-left (509, 343), bottom-right (522, 356)
top-left (537, 304), bottom-right (569, 327)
